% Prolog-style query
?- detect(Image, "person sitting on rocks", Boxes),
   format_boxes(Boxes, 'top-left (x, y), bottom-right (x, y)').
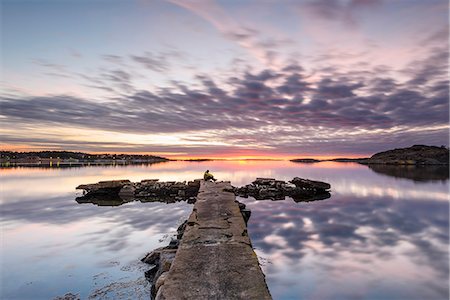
top-left (203, 170), bottom-right (217, 182)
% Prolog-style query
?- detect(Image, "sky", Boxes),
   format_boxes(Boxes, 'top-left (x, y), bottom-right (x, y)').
top-left (1, 0), bottom-right (449, 159)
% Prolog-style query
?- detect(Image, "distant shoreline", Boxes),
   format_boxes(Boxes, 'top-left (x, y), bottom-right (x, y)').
top-left (1, 145), bottom-right (448, 166)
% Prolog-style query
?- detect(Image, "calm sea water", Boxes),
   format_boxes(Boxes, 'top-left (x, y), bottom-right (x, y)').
top-left (1, 161), bottom-right (448, 300)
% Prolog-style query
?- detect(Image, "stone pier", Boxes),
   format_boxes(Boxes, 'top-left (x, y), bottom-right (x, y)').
top-left (155, 180), bottom-right (272, 300)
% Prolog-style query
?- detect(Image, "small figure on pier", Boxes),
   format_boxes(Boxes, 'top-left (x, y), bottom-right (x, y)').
top-left (204, 170), bottom-right (217, 182)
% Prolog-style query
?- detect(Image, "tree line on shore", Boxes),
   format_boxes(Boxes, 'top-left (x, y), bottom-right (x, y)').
top-left (0, 151), bottom-right (168, 162)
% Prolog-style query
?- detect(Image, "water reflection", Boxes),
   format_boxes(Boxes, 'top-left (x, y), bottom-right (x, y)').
top-left (291, 192), bottom-right (331, 202)
top-left (242, 192), bottom-right (449, 299)
top-left (1, 161), bottom-right (448, 300)
top-left (1, 191), bottom-right (192, 299)
top-left (368, 164), bottom-right (449, 182)
top-left (75, 194), bottom-right (192, 207)
top-left (76, 194), bottom-right (133, 206)
top-left (0, 161), bottom-right (167, 169)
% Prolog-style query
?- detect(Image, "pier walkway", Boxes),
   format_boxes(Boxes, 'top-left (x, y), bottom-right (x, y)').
top-left (155, 180), bottom-right (272, 300)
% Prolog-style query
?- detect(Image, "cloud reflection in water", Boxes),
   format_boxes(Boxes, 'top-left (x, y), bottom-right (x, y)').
top-left (242, 192), bottom-right (449, 300)
top-left (0, 161), bottom-right (448, 299)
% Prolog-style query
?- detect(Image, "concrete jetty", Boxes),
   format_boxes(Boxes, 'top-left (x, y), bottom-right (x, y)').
top-left (155, 180), bottom-right (272, 300)
top-left (76, 177), bottom-right (331, 298)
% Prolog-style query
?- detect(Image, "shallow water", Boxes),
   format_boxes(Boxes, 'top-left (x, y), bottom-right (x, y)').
top-left (1, 161), bottom-right (448, 299)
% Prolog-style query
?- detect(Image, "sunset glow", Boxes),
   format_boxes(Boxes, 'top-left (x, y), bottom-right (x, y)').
top-left (1, 0), bottom-right (448, 157)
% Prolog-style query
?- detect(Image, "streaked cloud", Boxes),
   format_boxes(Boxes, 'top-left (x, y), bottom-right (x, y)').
top-left (1, 0), bottom-right (448, 157)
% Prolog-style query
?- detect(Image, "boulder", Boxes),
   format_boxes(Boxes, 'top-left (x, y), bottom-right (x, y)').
top-left (76, 180), bottom-right (131, 194)
top-left (290, 177), bottom-right (331, 191)
top-left (252, 178), bottom-right (276, 186)
top-left (118, 184), bottom-right (135, 200)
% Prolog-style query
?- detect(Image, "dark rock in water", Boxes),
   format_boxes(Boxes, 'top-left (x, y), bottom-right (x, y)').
top-left (142, 246), bottom-right (178, 299)
top-left (253, 178), bottom-right (276, 185)
top-left (141, 218), bottom-right (189, 299)
top-left (76, 179), bottom-right (201, 206)
top-left (176, 221), bottom-right (187, 239)
top-left (142, 250), bottom-right (161, 265)
top-left (290, 177), bottom-right (331, 191)
top-left (145, 265), bottom-right (159, 281)
top-left (234, 177), bottom-right (331, 203)
top-left (76, 180), bottom-right (131, 195)
top-left (236, 201), bottom-right (251, 225)
top-left (118, 184), bottom-right (136, 200)
top-left (364, 145), bottom-right (449, 165)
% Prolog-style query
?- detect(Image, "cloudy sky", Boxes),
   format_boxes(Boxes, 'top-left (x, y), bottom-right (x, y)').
top-left (1, 0), bottom-right (449, 158)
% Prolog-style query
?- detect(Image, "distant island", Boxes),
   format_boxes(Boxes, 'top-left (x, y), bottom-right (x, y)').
top-left (290, 145), bottom-right (449, 165)
top-left (290, 158), bottom-right (370, 163)
top-left (362, 145), bottom-right (449, 165)
top-left (290, 158), bottom-right (322, 163)
top-left (0, 151), bottom-right (169, 166)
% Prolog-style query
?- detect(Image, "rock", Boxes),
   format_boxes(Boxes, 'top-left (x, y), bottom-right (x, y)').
top-left (141, 179), bottom-right (159, 185)
top-left (235, 201), bottom-right (251, 225)
top-left (290, 177), bottom-right (331, 191)
top-left (252, 178), bottom-right (276, 186)
top-left (76, 178), bottom-right (200, 205)
top-left (187, 179), bottom-right (201, 187)
top-left (177, 221), bottom-right (187, 239)
top-left (283, 183), bottom-right (296, 191)
top-left (145, 264), bottom-right (159, 281)
top-left (154, 272), bottom-right (168, 296)
top-left (142, 249), bottom-right (162, 264)
top-left (76, 180), bottom-right (131, 195)
top-left (118, 184), bottom-right (135, 200)
top-left (143, 246), bottom-right (178, 299)
top-left (234, 177), bottom-right (331, 203)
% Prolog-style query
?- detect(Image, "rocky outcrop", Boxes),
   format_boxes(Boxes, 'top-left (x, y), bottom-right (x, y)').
top-left (363, 145), bottom-right (449, 165)
top-left (233, 177), bottom-right (331, 202)
top-left (142, 221), bottom-right (187, 299)
top-left (76, 180), bottom-right (131, 195)
top-left (76, 179), bottom-right (200, 205)
top-left (76, 177), bottom-right (332, 205)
